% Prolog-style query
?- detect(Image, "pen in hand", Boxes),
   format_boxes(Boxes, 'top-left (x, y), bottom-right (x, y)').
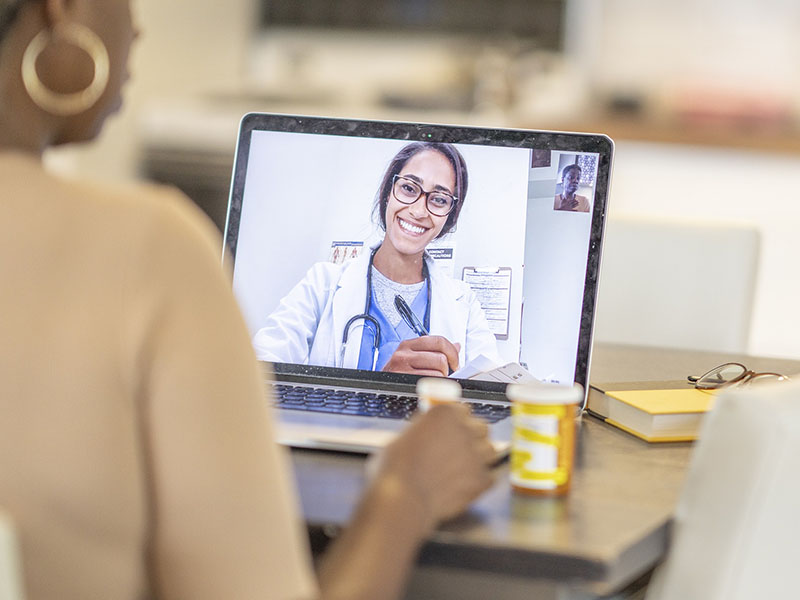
top-left (394, 295), bottom-right (458, 375)
top-left (394, 295), bottom-right (428, 337)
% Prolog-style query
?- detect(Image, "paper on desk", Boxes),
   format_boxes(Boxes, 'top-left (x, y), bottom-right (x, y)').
top-left (451, 354), bottom-right (539, 384)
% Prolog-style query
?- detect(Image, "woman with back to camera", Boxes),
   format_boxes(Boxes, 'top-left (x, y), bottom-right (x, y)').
top-left (0, 1), bottom-right (496, 599)
top-left (253, 141), bottom-right (502, 376)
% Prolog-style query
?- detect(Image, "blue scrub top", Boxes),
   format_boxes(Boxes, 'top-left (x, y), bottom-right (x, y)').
top-left (357, 282), bottom-right (429, 371)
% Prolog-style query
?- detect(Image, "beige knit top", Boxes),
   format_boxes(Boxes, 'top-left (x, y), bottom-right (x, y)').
top-left (0, 152), bottom-right (316, 599)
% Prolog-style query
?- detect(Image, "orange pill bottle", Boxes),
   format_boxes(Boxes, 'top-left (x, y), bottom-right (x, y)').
top-left (506, 383), bottom-right (582, 496)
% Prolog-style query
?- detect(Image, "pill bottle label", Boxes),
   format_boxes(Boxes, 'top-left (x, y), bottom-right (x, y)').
top-left (510, 403), bottom-right (575, 495)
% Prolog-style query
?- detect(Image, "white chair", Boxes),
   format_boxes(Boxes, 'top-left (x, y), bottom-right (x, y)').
top-left (593, 216), bottom-right (759, 353)
top-left (0, 510), bottom-right (25, 600)
top-left (645, 379), bottom-right (800, 599)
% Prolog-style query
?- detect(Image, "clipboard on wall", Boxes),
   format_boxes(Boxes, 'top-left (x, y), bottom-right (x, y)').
top-left (462, 266), bottom-right (512, 340)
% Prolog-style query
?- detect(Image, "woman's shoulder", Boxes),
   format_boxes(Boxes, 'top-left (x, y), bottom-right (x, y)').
top-left (0, 153), bottom-right (220, 260)
top-left (36, 176), bottom-right (228, 298)
top-left (73, 177), bottom-right (213, 230)
top-left (63, 177), bottom-right (222, 259)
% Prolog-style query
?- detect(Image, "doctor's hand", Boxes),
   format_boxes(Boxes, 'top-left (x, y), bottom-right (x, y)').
top-left (382, 336), bottom-right (460, 377)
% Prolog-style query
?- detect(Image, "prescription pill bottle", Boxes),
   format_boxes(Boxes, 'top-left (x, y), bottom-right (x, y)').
top-left (507, 382), bottom-right (583, 496)
top-left (417, 377), bottom-right (462, 412)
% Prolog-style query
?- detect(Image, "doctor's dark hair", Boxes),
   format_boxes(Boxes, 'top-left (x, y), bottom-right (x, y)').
top-left (373, 142), bottom-right (468, 239)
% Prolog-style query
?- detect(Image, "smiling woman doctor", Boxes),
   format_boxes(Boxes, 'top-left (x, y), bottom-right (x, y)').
top-left (252, 142), bottom-right (501, 376)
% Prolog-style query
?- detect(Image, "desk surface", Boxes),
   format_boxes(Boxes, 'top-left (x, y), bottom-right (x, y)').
top-left (290, 344), bottom-right (800, 597)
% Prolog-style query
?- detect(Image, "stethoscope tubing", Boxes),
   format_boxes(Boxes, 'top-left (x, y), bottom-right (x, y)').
top-left (339, 246), bottom-right (432, 369)
top-left (340, 313), bottom-right (380, 370)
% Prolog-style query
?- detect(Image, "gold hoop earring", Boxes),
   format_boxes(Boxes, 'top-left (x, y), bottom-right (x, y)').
top-left (21, 22), bottom-right (110, 116)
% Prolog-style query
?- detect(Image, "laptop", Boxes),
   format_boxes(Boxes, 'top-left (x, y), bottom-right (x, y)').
top-left (224, 113), bottom-right (613, 453)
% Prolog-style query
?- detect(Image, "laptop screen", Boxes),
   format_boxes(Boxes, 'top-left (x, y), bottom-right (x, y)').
top-left (225, 114), bottom-right (612, 398)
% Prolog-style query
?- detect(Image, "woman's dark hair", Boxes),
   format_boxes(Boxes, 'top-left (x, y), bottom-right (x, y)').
top-left (373, 142), bottom-right (468, 239)
top-left (0, 0), bottom-right (29, 46)
top-left (562, 163), bottom-right (582, 179)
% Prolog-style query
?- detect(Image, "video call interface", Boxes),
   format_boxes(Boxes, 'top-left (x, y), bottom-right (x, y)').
top-left (232, 129), bottom-right (600, 386)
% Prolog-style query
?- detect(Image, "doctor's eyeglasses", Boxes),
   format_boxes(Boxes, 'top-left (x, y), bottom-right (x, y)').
top-left (687, 362), bottom-right (790, 390)
top-left (392, 175), bottom-right (457, 217)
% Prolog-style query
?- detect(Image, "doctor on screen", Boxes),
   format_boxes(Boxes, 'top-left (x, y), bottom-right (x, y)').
top-left (252, 142), bottom-right (500, 376)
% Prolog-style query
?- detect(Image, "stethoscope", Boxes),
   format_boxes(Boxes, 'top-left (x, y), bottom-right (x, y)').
top-left (340, 247), bottom-right (432, 369)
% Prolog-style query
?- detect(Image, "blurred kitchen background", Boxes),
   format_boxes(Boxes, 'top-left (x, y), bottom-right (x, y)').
top-left (45, 0), bottom-right (800, 360)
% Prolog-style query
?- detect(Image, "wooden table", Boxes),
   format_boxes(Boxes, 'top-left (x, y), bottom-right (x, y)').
top-left (290, 344), bottom-right (800, 599)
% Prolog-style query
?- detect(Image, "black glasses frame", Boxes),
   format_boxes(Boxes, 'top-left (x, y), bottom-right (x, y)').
top-left (687, 362), bottom-right (789, 390)
top-left (391, 174), bottom-right (458, 217)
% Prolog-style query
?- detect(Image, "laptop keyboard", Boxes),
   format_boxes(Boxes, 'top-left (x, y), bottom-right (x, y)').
top-left (273, 384), bottom-right (510, 424)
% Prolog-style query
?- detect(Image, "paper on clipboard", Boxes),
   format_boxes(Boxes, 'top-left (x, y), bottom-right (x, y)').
top-left (462, 266), bottom-right (512, 339)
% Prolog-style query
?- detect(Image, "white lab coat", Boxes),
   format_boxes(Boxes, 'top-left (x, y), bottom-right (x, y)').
top-left (253, 251), bottom-right (501, 369)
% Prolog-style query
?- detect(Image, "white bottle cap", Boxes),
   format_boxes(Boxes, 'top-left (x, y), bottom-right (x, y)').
top-left (506, 382), bottom-right (583, 406)
top-left (416, 377), bottom-right (462, 412)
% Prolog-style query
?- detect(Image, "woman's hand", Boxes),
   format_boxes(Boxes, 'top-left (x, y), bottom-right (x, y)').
top-left (317, 403), bottom-right (495, 600)
top-left (382, 336), bottom-right (460, 376)
top-left (370, 403), bottom-right (496, 532)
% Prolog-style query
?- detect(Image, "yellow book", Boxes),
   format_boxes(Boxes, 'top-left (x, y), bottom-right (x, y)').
top-left (587, 382), bottom-right (715, 442)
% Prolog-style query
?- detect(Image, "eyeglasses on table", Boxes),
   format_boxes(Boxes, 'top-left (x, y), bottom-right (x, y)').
top-left (687, 362), bottom-right (790, 391)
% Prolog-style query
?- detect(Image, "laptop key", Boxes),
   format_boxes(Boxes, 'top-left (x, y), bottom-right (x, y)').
top-left (379, 411), bottom-right (408, 420)
top-left (281, 397), bottom-right (306, 404)
top-left (339, 407), bottom-right (375, 417)
top-left (305, 404), bottom-right (356, 415)
top-left (277, 402), bottom-right (308, 411)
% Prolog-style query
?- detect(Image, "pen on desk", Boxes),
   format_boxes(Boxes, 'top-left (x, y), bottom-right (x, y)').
top-left (394, 295), bottom-right (428, 337)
